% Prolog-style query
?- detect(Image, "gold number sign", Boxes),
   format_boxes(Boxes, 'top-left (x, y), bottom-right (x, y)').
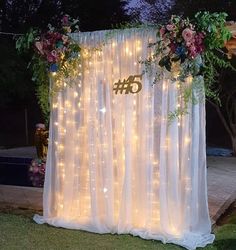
top-left (113, 74), bottom-right (143, 95)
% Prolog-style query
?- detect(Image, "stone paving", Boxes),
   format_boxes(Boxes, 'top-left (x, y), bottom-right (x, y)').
top-left (0, 150), bottom-right (235, 224)
top-left (0, 185), bottom-right (42, 210)
top-left (207, 156), bottom-right (236, 224)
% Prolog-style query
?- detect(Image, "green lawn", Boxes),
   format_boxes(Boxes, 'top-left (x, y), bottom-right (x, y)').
top-left (0, 210), bottom-right (235, 250)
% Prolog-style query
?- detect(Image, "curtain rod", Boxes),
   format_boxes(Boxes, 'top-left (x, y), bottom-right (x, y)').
top-left (0, 31), bottom-right (23, 36)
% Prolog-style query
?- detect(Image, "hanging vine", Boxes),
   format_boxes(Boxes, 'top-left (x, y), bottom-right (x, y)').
top-left (16, 15), bottom-right (81, 124)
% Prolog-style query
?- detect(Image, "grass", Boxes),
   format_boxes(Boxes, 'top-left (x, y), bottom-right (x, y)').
top-left (0, 209), bottom-right (235, 250)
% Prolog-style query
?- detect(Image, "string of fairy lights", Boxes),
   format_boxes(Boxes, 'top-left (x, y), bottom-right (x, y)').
top-left (47, 32), bottom-right (195, 235)
top-left (1, 27), bottom-right (195, 234)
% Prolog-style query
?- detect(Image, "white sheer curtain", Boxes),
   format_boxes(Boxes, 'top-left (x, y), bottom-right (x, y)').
top-left (34, 28), bottom-right (214, 250)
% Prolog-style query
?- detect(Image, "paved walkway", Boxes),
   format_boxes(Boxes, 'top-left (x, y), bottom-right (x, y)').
top-left (207, 156), bottom-right (236, 224)
top-left (0, 185), bottom-right (42, 210)
top-left (0, 152), bottom-right (235, 224)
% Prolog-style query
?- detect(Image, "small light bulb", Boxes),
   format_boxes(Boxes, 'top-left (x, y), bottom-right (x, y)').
top-left (100, 107), bottom-right (106, 113)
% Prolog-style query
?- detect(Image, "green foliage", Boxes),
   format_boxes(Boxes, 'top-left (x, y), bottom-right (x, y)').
top-left (0, 210), bottom-right (236, 250)
top-left (195, 12), bottom-right (232, 49)
top-left (202, 50), bottom-right (234, 103)
top-left (16, 30), bottom-right (50, 124)
top-left (193, 12), bottom-right (235, 105)
top-left (31, 55), bottom-right (50, 124)
top-left (13, 10), bottom-right (236, 126)
top-left (168, 108), bottom-right (187, 122)
top-left (15, 28), bottom-right (38, 53)
top-left (143, 11), bottom-right (236, 122)
top-left (15, 19), bottom-right (82, 125)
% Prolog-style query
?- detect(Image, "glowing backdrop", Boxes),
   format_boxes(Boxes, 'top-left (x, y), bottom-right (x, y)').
top-left (34, 28), bottom-right (214, 250)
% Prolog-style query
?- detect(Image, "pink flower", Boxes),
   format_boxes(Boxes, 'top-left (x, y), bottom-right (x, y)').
top-left (39, 166), bottom-right (45, 174)
top-left (47, 53), bottom-right (55, 63)
top-left (51, 50), bottom-right (58, 57)
top-left (52, 50), bottom-right (60, 62)
top-left (166, 24), bottom-right (175, 31)
top-left (159, 26), bottom-right (166, 37)
top-left (186, 41), bottom-right (192, 47)
top-left (182, 28), bottom-right (195, 42)
top-left (33, 166), bottom-right (39, 173)
top-left (189, 45), bottom-right (197, 58)
top-left (35, 41), bottom-right (44, 55)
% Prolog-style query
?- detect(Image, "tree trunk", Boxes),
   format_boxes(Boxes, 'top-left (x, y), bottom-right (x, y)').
top-left (231, 136), bottom-right (236, 156)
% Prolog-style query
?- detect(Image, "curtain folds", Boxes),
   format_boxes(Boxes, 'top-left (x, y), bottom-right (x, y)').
top-left (34, 28), bottom-right (214, 250)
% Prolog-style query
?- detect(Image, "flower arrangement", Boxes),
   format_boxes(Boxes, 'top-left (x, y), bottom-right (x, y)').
top-left (16, 15), bottom-right (81, 123)
top-left (148, 12), bottom-right (235, 120)
top-left (34, 15), bottom-right (80, 73)
top-left (158, 16), bottom-right (205, 73)
top-left (28, 159), bottom-right (46, 187)
top-left (16, 12), bottom-right (235, 123)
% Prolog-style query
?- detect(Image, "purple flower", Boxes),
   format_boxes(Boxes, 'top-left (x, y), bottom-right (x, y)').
top-left (28, 159), bottom-right (46, 187)
top-left (47, 54), bottom-right (55, 63)
top-left (169, 42), bottom-right (177, 53)
top-left (62, 15), bottom-right (69, 26)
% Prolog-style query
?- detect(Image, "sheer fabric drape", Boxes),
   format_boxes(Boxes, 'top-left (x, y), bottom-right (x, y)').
top-left (34, 28), bottom-right (214, 250)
